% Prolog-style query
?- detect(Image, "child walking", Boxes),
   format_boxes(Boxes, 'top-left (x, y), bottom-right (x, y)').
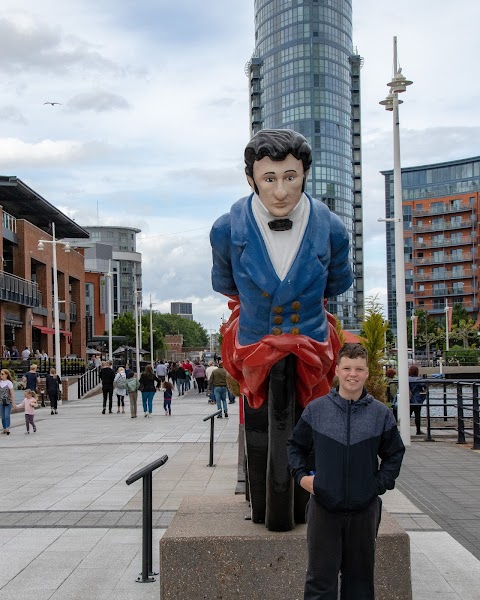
top-left (16, 389), bottom-right (39, 434)
top-left (163, 381), bottom-right (173, 416)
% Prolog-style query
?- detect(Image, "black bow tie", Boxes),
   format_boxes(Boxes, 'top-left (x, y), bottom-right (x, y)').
top-left (268, 218), bottom-right (293, 232)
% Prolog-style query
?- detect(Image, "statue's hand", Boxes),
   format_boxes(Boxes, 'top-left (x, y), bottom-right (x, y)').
top-left (300, 475), bottom-right (315, 495)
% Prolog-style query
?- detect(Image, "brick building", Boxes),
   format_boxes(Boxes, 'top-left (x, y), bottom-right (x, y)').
top-left (0, 176), bottom-right (89, 357)
top-left (383, 157), bottom-right (480, 331)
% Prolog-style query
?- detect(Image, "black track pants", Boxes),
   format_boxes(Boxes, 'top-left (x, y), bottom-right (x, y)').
top-left (304, 497), bottom-right (382, 600)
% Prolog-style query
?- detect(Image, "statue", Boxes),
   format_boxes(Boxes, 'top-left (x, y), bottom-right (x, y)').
top-left (210, 129), bottom-right (353, 531)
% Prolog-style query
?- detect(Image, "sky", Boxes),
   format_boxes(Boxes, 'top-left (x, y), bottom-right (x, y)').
top-left (1, 0), bottom-right (480, 335)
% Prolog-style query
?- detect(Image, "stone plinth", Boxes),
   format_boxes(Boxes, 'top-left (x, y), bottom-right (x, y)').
top-left (160, 495), bottom-right (412, 600)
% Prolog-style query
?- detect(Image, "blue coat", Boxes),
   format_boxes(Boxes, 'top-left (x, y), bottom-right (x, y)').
top-left (210, 193), bottom-right (353, 346)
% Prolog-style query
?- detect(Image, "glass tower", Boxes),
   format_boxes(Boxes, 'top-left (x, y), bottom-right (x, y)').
top-left (247, 0), bottom-right (363, 329)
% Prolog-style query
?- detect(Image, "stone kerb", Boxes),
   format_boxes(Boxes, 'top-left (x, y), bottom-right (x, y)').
top-left (160, 495), bottom-right (412, 600)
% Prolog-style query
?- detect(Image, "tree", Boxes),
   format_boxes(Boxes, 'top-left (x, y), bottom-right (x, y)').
top-left (449, 304), bottom-right (479, 349)
top-left (112, 311), bottom-right (167, 357)
top-left (359, 296), bottom-right (388, 402)
top-left (150, 313), bottom-right (209, 348)
top-left (111, 312), bottom-right (136, 345)
top-left (414, 310), bottom-right (441, 357)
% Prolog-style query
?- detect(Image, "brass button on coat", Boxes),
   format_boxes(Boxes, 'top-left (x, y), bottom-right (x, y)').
top-left (290, 314), bottom-right (300, 324)
top-left (261, 291), bottom-right (269, 298)
top-left (273, 316), bottom-right (283, 325)
top-left (291, 301), bottom-right (301, 311)
top-left (290, 327), bottom-right (300, 335)
top-left (273, 306), bottom-right (283, 314)
top-left (272, 327), bottom-right (283, 336)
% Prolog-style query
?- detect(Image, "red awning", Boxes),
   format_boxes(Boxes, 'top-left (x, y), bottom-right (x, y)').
top-left (33, 325), bottom-right (55, 335)
top-left (33, 325), bottom-right (71, 340)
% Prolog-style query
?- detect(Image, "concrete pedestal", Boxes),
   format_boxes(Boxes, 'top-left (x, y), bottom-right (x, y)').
top-left (160, 495), bottom-right (412, 600)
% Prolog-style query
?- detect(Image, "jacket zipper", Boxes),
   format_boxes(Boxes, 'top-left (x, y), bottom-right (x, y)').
top-left (345, 400), bottom-right (352, 509)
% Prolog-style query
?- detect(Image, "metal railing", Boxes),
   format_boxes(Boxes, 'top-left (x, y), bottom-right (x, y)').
top-left (126, 455), bottom-right (168, 583)
top-left (2, 210), bottom-right (16, 233)
top-left (393, 379), bottom-right (480, 449)
top-left (0, 272), bottom-right (41, 307)
top-left (0, 358), bottom-right (86, 377)
top-left (78, 366), bottom-right (101, 398)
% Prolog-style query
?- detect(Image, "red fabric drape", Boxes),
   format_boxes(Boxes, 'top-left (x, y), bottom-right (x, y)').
top-left (221, 297), bottom-right (340, 409)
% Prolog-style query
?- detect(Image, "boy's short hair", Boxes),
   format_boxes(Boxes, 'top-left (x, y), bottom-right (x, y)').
top-left (337, 343), bottom-right (368, 364)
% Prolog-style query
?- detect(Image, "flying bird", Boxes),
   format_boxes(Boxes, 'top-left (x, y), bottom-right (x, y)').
top-left (43, 102), bottom-right (62, 106)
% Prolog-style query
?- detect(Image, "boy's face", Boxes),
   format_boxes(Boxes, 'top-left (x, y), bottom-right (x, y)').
top-left (335, 356), bottom-right (369, 400)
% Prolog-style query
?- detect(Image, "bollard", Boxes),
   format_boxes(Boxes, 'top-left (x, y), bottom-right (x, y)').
top-left (126, 455), bottom-right (168, 583)
top-left (203, 410), bottom-right (222, 467)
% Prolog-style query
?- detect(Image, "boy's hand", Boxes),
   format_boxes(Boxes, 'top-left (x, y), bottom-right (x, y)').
top-left (300, 475), bottom-right (315, 495)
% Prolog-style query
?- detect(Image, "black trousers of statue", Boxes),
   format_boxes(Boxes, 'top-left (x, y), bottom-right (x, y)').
top-left (304, 497), bottom-right (382, 600)
top-left (102, 388), bottom-right (113, 411)
top-left (244, 354), bottom-right (312, 531)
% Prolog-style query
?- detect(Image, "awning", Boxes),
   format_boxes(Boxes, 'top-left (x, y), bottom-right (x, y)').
top-left (33, 325), bottom-right (55, 335)
top-left (33, 325), bottom-right (71, 340)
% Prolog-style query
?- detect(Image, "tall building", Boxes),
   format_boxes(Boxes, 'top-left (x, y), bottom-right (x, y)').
top-left (246, 0), bottom-right (363, 329)
top-left (171, 302), bottom-right (193, 321)
top-left (67, 226), bottom-right (142, 318)
top-left (383, 156), bottom-right (480, 332)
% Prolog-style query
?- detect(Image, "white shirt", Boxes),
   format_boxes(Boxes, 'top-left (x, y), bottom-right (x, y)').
top-left (251, 193), bottom-right (310, 281)
top-left (21, 349), bottom-right (30, 360)
top-left (156, 363), bottom-right (167, 377)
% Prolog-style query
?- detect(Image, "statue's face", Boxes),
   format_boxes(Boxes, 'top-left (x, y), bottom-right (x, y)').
top-left (247, 154), bottom-right (307, 217)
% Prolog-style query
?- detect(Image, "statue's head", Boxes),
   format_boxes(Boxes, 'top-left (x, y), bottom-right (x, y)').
top-left (244, 129), bottom-right (312, 217)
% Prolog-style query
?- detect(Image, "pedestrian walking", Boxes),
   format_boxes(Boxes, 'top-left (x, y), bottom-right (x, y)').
top-left (174, 363), bottom-right (186, 396)
top-left (22, 364), bottom-right (38, 393)
top-left (46, 368), bottom-right (61, 415)
top-left (409, 364), bottom-right (427, 435)
top-left (163, 381), bottom-right (173, 415)
top-left (155, 360), bottom-right (167, 389)
top-left (192, 361), bottom-right (206, 393)
top-left (287, 343), bottom-right (405, 599)
top-left (126, 371), bottom-right (139, 418)
top-left (208, 361), bottom-right (229, 418)
top-left (205, 361), bottom-right (217, 404)
top-left (100, 361), bottom-right (115, 414)
top-left (16, 389), bottom-right (39, 434)
top-left (0, 369), bottom-right (16, 435)
top-left (114, 367), bottom-right (128, 413)
top-left (139, 364), bottom-right (158, 417)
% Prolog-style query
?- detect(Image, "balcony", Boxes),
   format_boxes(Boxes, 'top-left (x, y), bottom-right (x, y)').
top-left (415, 269), bottom-right (473, 281)
top-left (415, 285), bottom-right (475, 298)
top-left (416, 300), bottom-right (478, 314)
top-left (414, 252), bottom-right (473, 265)
top-left (412, 219), bottom-right (473, 233)
top-left (414, 235), bottom-right (474, 249)
top-left (0, 272), bottom-right (41, 307)
top-left (1, 210), bottom-right (16, 233)
top-left (413, 204), bottom-right (473, 217)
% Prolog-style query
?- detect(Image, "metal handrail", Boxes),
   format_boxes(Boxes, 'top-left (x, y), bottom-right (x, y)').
top-left (203, 410), bottom-right (222, 467)
top-left (126, 455), bottom-right (168, 583)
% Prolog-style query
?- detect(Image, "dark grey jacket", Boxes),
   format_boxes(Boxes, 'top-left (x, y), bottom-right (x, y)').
top-left (287, 389), bottom-right (405, 512)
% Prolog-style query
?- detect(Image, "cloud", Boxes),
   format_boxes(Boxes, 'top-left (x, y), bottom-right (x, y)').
top-left (0, 105), bottom-right (27, 124)
top-left (0, 15), bottom-right (121, 75)
top-left (0, 138), bottom-right (114, 166)
top-left (67, 91), bottom-right (130, 112)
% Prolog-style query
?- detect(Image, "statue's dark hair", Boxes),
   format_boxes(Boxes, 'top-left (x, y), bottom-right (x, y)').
top-left (244, 129), bottom-right (312, 177)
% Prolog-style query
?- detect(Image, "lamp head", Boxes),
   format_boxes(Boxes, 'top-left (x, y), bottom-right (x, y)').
top-left (64, 243), bottom-right (71, 253)
top-left (37, 241), bottom-right (45, 251)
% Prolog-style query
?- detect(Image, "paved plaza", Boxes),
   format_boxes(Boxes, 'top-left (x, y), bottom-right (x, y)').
top-left (0, 385), bottom-right (479, 599)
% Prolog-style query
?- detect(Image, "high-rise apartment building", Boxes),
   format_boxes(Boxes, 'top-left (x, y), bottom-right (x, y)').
top-left (383, 156), bottom-right (480, 332)
top-left (171, 302), bottom-right (193, 321)
top-left (246, 0), bottom-right (363, 329)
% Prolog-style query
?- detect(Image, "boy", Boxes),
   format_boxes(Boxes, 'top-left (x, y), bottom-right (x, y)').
top-left (287, 343), bottom-right (405, 599)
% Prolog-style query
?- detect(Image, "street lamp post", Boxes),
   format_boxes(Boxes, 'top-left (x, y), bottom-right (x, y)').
top-left (149, 295), bottom-right (154, 368)
top-left (445, 299), bottom-right (450, 352)
top-left (106, 260), bottom-right (113, 361)
top-left (133, 276), bottom-right (141, 380)
top-left (37, 222), bottom-right (71, 389)
top-left (379, 36), bottom-right (413, 446)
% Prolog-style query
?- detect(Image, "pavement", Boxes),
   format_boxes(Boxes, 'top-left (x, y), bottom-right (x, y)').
top-left (0, 385), bottom-right (479, 599)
